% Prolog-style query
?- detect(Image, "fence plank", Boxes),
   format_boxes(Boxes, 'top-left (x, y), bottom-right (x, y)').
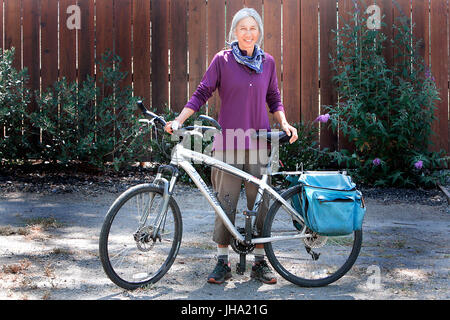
top-left (40, 0), bottom-right (59, 149)
top-left (188, 0), bottom-right (207, 100)
top-left (301, 0), bottom-right (319, 126)
top-left (78, 0), bottom-right (95, 82)
top-left (41, 0), bottom-right (59, 90)
top-left (4, 0), bottom-right (22, 70)
top-left (95, 0), bottom-right (114, 65)
top-left (392, 0), bottom-right (411, 68)
top-left (226, 0), bottom-right (245, 39)
top-left (412, 0), bottom-right (429, 68)
top-left (95, 0), bottom-right (115, 162)
top-left (114, 0), bottom-right (132, 89)
top-left (244, 0), bottom-right (262, 16)
top-left (337, 0), bottom-right (356, 152)
top-left (133, 0), bottom-right (151, 105)
top-left (23, 0), bottom-right (40, 96)
top-left (22, 0), bottom-right (41, 146)
top-left (319, 0), bottom-right (338, 151)
top-left (60, 0), bottom-right (78, 83)
top-left (207, 0), bottom-right (225, 118)
top-left (376, 0), bottom-right (393, 70)
top-left (77, 0), bottom-right (95, 149)
top-left (282, 0), bottom-right (301, 123)
top-left (151, 0), bottom-right (169, 112)
top-left (264, 0), bottom-right (281, 127)
top-left (430, 0), bottom-right (449, 152)
top-left (170, 0), bottom-right (188, 113)
top-left (96, 0), bottom-right (114, 100)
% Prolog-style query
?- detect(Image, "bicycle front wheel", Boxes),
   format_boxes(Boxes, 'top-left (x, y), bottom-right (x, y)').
top-left (99, 184), bottom-right (182, 290)
top-left (263, 185), bottom-right (362, 287)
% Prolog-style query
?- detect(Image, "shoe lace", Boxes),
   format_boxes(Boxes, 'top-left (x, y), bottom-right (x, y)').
top-left (213, 260), bottom-right (229, 274)
top-left (255, 261), bottom-right (271, 273)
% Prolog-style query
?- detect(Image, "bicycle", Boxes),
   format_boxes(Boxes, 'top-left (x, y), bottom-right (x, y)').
top-left (99, 101), bottom-right (363, 290)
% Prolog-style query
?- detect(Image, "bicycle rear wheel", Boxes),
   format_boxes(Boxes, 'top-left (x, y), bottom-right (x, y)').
top-left (263, 185), bottom-right (362, 287)
top-left (99, 184), bottom-right (182, 290)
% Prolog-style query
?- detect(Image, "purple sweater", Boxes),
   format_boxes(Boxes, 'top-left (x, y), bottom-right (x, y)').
top-left (185, 49), bottom-right (284, 150)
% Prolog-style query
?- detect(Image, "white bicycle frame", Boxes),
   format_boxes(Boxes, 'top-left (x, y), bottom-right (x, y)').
top-left (152, 139), bottom-right (311, 245)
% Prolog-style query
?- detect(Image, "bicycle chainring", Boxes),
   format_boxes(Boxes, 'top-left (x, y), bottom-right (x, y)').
top-left (230, 228), bottom-right (255, 254)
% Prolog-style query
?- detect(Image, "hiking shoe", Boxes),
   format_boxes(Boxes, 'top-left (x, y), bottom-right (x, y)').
top-left (207, 259), bottom-right (232, 284)
top-left (251, 260), bottom-right (277, 284)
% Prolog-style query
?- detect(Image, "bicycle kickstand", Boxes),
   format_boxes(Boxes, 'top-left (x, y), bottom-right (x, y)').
top-left (237, 253), bottom-right (246, 275)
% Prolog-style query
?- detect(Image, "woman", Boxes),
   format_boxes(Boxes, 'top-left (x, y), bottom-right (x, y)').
top-left (165, 8), bottom-right (298, 284)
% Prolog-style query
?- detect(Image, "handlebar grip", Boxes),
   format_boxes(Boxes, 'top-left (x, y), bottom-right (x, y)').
top-left (137, 100), bottom-right (147, 114)
top-left (137, 100), bottom-right (167, 126)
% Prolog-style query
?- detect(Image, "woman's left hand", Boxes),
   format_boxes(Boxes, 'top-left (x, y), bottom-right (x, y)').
top-left (281, 122), bottom-right (298, 144)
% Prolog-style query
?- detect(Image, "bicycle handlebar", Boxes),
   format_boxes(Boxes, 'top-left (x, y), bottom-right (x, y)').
top-left (137, 100), bottom-right (167, 127)
top-left (137, 101), bottom-right (221, 134)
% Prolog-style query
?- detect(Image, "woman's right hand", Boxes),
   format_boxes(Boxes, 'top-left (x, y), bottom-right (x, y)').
top-left (164, 107), bottom-right (194, 134)
top-left (164, 120), bottom-right (180, 134)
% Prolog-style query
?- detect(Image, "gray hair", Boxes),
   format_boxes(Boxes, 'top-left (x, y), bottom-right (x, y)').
top-left (227, 8), bottom-right (264, 47)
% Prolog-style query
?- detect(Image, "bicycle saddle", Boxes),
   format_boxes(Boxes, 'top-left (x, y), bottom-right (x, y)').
top-left (253, 130), bottom-right (291, 144)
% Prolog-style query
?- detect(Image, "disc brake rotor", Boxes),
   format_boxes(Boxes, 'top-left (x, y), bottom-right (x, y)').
top-left (134, 226), bottom-right (156, 252)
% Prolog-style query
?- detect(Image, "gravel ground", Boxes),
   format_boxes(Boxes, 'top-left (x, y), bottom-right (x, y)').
top-left (0, 165), bottom-right (448, 300)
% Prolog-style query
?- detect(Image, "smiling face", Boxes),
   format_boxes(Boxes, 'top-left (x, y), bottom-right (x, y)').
top-left (234, 16), bottom-right (260, 57)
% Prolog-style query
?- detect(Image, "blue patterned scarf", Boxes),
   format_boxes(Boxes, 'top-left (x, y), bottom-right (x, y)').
top-left (230, 41), bottom-right (265, 74)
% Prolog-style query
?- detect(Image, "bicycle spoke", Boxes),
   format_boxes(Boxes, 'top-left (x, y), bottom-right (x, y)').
top-left (264, 185), bottom-right (362, 286)
top-left (100, 185), bottom-right (181, 289)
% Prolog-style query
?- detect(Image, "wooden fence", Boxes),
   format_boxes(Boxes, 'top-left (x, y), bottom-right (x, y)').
top-left (1, 0), bottom-right (449, 153)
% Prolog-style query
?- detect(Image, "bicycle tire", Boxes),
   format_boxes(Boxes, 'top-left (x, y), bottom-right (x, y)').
top-left (262, 184), bottom-right (362, 287)
top-left (99, 184), bottom-right (182, 290)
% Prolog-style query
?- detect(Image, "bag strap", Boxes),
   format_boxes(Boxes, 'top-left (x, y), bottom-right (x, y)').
top-left (300, 182), bottom-right (357, 192)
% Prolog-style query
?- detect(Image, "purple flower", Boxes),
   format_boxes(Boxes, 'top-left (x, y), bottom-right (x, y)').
top-left (414, 160), bottom-right (423, 170)
top-left (425, 68), bottom-right (436, 82)
top-left (314, 113), bottom-right (330, 123)
top-left (372, 158), bottom-right (381, 166)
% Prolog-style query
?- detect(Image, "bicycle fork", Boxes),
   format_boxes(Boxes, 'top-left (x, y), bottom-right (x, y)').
top-left (141, 165), bottom-right (179, 240)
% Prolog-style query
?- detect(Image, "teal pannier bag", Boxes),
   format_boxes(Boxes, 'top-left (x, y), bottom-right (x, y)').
top-left (287, 173), bottom-right (366, 236)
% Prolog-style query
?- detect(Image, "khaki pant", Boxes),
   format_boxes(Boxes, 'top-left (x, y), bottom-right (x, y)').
top-left (211, 149), bottom-right (271, 245)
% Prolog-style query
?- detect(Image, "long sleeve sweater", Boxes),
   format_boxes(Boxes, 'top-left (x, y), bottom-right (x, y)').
top-left (185, 49), bottom-right (284, 150)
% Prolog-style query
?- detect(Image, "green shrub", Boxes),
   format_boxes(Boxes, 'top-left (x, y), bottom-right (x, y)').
top-left (32, 50), bottom-right (146, 169)
top-left (276, 122), bottom-right (322, 172)
top-left (0, 48), bottom-right (32, 163)
top-left (324, 8), bottom-right (448, 187)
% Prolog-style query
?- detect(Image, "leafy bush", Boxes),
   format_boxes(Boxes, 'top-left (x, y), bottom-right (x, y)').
top-left (0, 48), bottom-right (32, 162)
top-left (32, 50), bottom-right (146, 169)
top-left (323, 8), bottom-right (448, 187)
top-left (276, 122), bottom-right (322, 172)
